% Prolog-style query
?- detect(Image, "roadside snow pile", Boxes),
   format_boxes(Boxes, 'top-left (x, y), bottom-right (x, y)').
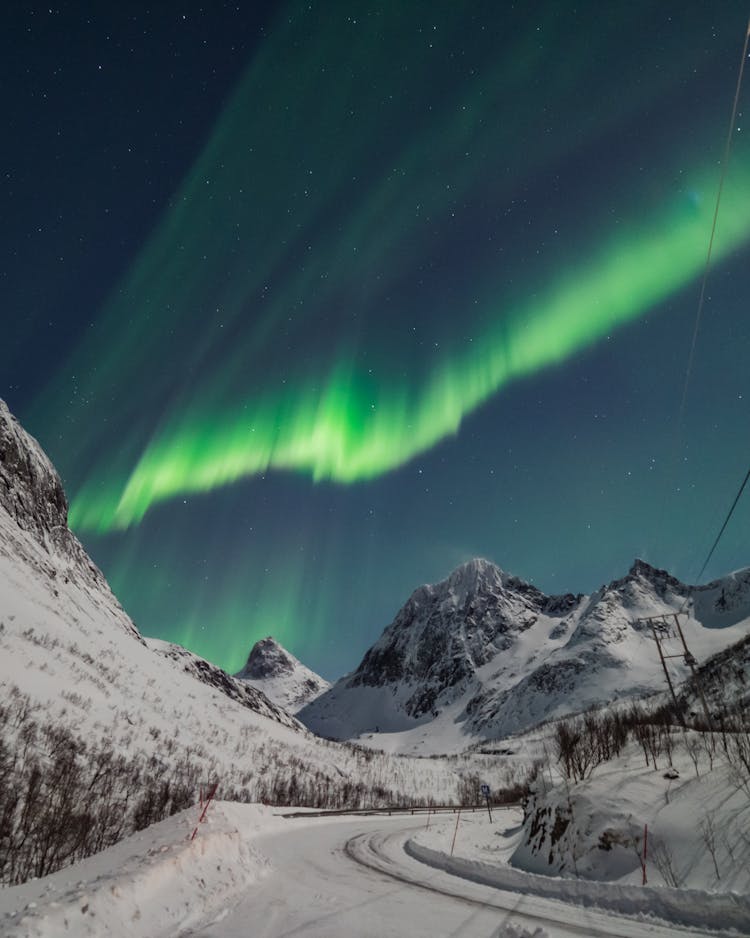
top-left (408, 833), bottom-right (750, 934)
top-left (0, 802), bottom-right (286, 938)
top-left (408, 805), bottom-right (750, 933)
top-left (408, 731), bottom-right (750, 934)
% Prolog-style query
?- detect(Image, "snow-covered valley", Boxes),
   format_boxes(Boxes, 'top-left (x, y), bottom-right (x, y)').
top-left (4, 741), bottom-right (750, 938)
top-left (2, 396), bottom-right (750, 936)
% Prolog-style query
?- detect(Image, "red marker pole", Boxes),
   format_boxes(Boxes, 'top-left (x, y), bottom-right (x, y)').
top-left (642, 824), bottom-right (648, 885)
top-left (191, 780), bottom-right (219, 841)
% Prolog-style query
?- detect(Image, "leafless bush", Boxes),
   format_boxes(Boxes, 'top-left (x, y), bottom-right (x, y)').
top-left (651, 837), bottom-right (681, 887)
top-left (554, 709), bottom-right (630, 782)
top-left (0, 691), bottom-right (203, 885)
top-left (699, 812), bottom-right (720, 881)
top-left (633, 719), bottom-right (663, 770)
top-left (685, 735), bottom-right (702, 778)
top-left (457, 773), bottom-right (482, 805)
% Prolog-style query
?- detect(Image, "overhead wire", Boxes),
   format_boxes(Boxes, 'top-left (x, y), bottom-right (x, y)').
top-left (674, 16), bottom-right (750, 594)
top-left (695, 467), bottom-right (750, 583)
top-left (677, 15), bottom-right (750, 425)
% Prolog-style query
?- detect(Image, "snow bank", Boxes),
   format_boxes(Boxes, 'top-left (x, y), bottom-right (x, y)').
top-left (514, 743), bottom-right (750, 894)
top-left (0, 802), bottom-right (286, 938)
top-left (405, 837), bottom-right (750, 933)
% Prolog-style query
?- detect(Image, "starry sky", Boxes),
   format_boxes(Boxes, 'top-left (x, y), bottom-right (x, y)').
top-left (3, 1), bottom-right (749, 680)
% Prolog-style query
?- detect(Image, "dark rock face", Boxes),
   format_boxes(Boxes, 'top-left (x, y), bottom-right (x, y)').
top-left (680, 631), bottom-right (750, 716)
top-left (0, 400), bottom-right (141, 640)
top-left (0, 400), bottom-right (68, 546)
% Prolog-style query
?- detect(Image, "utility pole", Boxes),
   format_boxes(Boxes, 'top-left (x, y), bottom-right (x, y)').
top-left (644, 616), bottom-right (683, 722)
top-left (672, 614), bottom-right (714, 732)
top-left (639, 613), bottom-right (713, 731)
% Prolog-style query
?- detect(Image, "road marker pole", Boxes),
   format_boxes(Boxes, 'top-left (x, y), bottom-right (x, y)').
top-left (450, 808), bottom-right (461, 856)
top-left (191, 780), bottom-right (219, 841)
top-left (480, 783), bottom-right (493, 822)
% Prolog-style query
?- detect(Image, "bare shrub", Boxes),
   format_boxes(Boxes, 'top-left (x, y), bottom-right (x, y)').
top-left (651, 837), bottom-right (681, 887)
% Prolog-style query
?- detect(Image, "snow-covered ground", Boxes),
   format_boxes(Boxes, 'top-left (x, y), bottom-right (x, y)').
top-left (3, 800), bottom-right (745, 938)
top-left (0, 802), bottom-right (282, 937)
top-left (411, 808), bottom-right (750, 934)
top-left (514, 736), bottom-right (750, 892)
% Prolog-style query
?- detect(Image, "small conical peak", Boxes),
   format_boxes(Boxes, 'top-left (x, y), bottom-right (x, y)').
top-left (240, 636), bottom-right (296, 679)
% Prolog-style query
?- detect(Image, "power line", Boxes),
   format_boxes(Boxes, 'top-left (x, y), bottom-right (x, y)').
top-left (674, 16), bottom-right (750, 589)
top-left (695, 464), bottom-right (750, 583)
top-left (677, 15), bottom-right (750, 425)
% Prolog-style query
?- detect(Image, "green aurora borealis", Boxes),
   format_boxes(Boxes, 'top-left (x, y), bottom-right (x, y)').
top-left (5, 2), bottom-right (750, 675)
top-left (69, 158), bottom-right (750, 532)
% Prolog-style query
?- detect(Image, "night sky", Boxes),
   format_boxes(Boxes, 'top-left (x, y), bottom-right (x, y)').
top-left (3, 2), bottom-right (749, 679)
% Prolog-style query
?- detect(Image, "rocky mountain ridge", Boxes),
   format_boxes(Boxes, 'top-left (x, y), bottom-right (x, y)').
top-left (299, 557), bottom-right (750, 752)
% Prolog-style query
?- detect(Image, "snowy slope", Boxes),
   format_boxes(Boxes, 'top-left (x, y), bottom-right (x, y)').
top-left (679, 627), bottom-right (750, 718)
top-left (299, 558), bottom-right (750, 752)
top-left (0, 802), bottom-right (284, 938)
top-left (234, 636), bottom-right (330, 713)
top-left (146, 638), bottom-right (302, 729)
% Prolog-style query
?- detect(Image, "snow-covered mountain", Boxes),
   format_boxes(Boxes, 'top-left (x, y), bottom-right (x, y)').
top-left (234, 636), bottom-right (330, 713)
top-left (679, 630), bottom-right (750, 718)
top-left (0, 398), bottom-right (505, 887)
top-left (298, 557), bottom-right (750, 752)
top-left (0, 398), bottom-right (297, 732)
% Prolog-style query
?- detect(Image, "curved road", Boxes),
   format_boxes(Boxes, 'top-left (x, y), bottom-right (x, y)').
top-left (187, 812), bottom-right (718, 938)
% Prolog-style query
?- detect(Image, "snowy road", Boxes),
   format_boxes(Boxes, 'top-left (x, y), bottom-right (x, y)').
top-left (186, 812), bottom-right (720, 938)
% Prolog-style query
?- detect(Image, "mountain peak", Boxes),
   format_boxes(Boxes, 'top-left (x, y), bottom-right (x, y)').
top-left (443, 557), bottom-right (504, 600)
top-left (235, 637), bottom-right (330, 713)
top-left (629, 558), bottom-right (663, 578)
top-left (239, 636), bottom-right (296, 679)
top-left (622, 558), bottom-right (684, 593)
top-left (300, 555), bottom-right (750, 750)
top-left (452, 557), bottom-right (500, 577)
